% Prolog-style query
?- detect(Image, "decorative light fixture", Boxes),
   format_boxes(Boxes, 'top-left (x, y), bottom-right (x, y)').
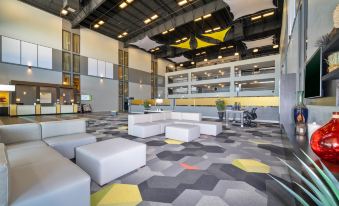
top-left (61, 9), bottom-right (68, 16)
top-left (178, 0), bottom-right (188, 6)
top-left (263, 11), bottom-right (274, 17)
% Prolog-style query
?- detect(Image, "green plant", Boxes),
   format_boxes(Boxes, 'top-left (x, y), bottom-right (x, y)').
top-left (143, 100), bottom-right (151, 109)
top-left (215, 99), bottom-right (225, 112)
top-left (270, 150), bottom-right (339, 206)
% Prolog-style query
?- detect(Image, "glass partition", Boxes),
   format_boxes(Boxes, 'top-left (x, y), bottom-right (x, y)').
top-left (60, 88), bottom-right (74, 105)
top-left (168, 86), bottom-right (188, 95)
top-left (234, 78), bottom-right (275, 91)
top-left (15, 85), bottom-right (37, 105)
top-left (191, 68), bottom-right (230, 81)
top-left (235, 61), bottom-right (275, 77)
top-left (168, 74), bottom-right (188, 84)
top-left (191, 83), bottom-right (230, 94)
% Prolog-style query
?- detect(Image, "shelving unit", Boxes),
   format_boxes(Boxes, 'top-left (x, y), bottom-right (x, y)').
top-left (322, 68), bottom-right (339, 81)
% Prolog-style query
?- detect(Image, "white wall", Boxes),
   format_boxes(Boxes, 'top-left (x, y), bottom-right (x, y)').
top-left (80, 28), bottom-right (119, 64)
top-left (307, 0), bottom-right (338, 60)
top-left (129, 82), bottom-right (151, 99)
top-left (0, 0), bottom-right (62, 50)
top-left (128, 47), bottom-right (151, 72)
top-left (158, 58), bottom-right (172, 76)
top-left (81, 76), bottom-right (119, 112)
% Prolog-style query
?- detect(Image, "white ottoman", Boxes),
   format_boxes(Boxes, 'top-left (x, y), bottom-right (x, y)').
top-left (76, 138), bottom-right (146, 186)
top-left (165, 124), bottom-right (200, 142)
top-left (194, 121), bottom-right (223, 136)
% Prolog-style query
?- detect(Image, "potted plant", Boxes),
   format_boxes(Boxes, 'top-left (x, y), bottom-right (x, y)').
top-left (143, 100), bottom-right (151, 110)
top-left (215, 99), bottom-right (225, 121)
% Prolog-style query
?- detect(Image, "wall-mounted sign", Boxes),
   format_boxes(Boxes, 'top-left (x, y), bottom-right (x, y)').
top-left (0, 85), bottom-right (15, 92)
top-left (81, 94), bottom-right (92, 101)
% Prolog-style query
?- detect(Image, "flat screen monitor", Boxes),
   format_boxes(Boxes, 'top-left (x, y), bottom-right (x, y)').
top-left (81, 94), bottom-right (92, 101)
top-left (305, 48), bottom-right (323, 98)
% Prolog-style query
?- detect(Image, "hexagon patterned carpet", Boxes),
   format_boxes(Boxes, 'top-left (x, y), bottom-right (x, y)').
top-left (82, 113), bottom-right (296, 206)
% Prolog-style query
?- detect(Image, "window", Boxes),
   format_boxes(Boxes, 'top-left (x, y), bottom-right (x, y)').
top-left (62, 30), bottom-right (71, 51)
top-left (60, 88), bottom-right (74, 105)
top-left (124, 51), bottom-right (129, 66)
top-left (62, 73), bottom-right (71, 85)
top-left (15, 85), bottom-right (37, 105)
top-left (119, 50), bottom-right (124, 65)
top-left (72, 34), bottom-right (80, 53)
top-left (62, 52), bottom-right (71, 72)
top-left (73, 74), bottom-right (80, 91)
top-left (73, 54), bottom-right (80, 73)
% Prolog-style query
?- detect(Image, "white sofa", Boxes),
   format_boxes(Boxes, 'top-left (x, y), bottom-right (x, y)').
top-left (0, 123), bottom-right (91, 206)
top-left (40, 119), bottom-right (97, 159)
top-left (128, 112), bottom-right (222, 138)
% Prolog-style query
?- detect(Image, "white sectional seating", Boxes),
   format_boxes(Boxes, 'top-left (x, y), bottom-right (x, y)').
top-left (128, 112), bottom-right (222, 138)
top-left (0, 122), bottom-right (91, 206)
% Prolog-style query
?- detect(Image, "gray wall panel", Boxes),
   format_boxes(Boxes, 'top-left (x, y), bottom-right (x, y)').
top-left (52, 49), bottom-right (62, 72)
top-left (129, 67), bottom-right (151, 85)
top-left (80, 56), bottom-right (88, 75)
top-left (113, 64), bottom-right (118, 80)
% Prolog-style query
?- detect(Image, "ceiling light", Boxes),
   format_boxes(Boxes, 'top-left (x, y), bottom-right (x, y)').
top-left (151, 14), bottom-right (158, 20)
top-left (227, 45), bottom-right (234, 49)
top-left (191, 61), bottom-right (195, 65)
top-left (203, 14), bottom-right (211, 19)
top-left (273, 44), bottom-right (279, 49)
top-left (61, 9), bottom-right (68, 15)
top-left (150, 49), bottom-right (155, 52)
top-left (126, 0), bottom-right (134, 3)
top-left (221, 47), bottom-right (227, 50)
top-left (196, 53), bottom-right (201, 56)
top-left (119, 2), bottom-right (128, 9)
top-left (254, 65), bottom-right (258, 68)
top-left (235, 67), bottom-right (238, 70)
top-left (263, 11), bottom-right (274, 17)
top-left (144, 18), bottom-right (151, 24)
top-left (169, 28), bottom-right (175, 32)
top-left (253, 48), bottom-right (259, 53)
top-left (178, 0), bottom-right (188, 6)
top-left (93, 24), bottom-right (100, 29)
top-left (204, 58), bottom-right (208, 62)
top-left (251, 15), bottom-right (262, 21)
top-left (201, 51), bottom-right (206, 54)
top-left (205, 29), bottom-right (212, 33)
top-left (218, 55), bottom-right (222, 59)
top-left (180, 64), bottom-right (183, 66)
top-left (213, 27), bottom-right (221, 31)
top-left (118, 34), bottom-right (123, 38)
top-left (162, 30), bottom-right (168, 34)
top-left (234, 52), bottom-right (239, 56)
top-left (66, 7), bottom-right (76, 13)
top-left (194, 17), bottom-right (202, 22)
top-left (175, 39), bottom-right (181, 43)
top-left (98, 20), bottom-right (105, 25)
top-left (122, 32), bottom-right (128, 36)
top-left (155, 47), bottom-right (160, 51)
top-left (181, 37), bottom-right (187, 41)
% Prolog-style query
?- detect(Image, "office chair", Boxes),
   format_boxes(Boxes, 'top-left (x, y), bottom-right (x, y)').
top-left (243, 108), bottom-right (258, 127)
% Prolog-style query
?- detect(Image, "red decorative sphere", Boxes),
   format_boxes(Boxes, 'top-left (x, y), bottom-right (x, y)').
top-left (310, 112), bottom-right (339, 163)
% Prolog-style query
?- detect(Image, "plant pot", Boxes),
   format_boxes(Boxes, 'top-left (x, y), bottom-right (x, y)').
top-left (311, 112), bottom-right (339, 163)
top-left (218, 111), bottom-right (225, 121)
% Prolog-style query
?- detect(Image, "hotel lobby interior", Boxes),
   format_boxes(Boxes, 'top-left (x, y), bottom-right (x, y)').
top-left (0, 0), bottom-right (338, 206)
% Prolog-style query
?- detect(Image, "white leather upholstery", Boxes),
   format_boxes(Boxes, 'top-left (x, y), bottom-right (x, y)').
top-left (151, 113), bottom-right (165, 121)
top-left (0, 143), bottom-right (8, 206)
top-left (9, 158), bottom-right (90, 206)
top-left (76, 138), bottom-right (146, 186)
top-left (6, 141), bottom-right (46, 152)
top-left (133, 123), bottom-right (162, 138)
top-left (44, 133), bottom-right (96, 159)
top-left (194, 121), bottom-right (222, 136)
top-left (0, 123), bottom-right (42, 145)
top-left (157, 120), bottom-right (175, 133)
top-left (170, 112), bottom-right (182, 120)
top-left (166, 124), bottom-right (200, 142)
top-left (41, 119), bottom-right (86, 139)
top-left (181, 112), bottom-right (202, 121)
top-left (128, 114), bottom-right (151, 136)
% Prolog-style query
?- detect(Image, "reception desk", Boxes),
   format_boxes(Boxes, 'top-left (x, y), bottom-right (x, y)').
top-left (9, 104), bottom-right (78, 116)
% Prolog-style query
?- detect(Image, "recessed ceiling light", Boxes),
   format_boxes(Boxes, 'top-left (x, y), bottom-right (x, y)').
top-left (196, 53), bottom-right (201, 56)
top-left (201, 51), bottom-right (206, 54)
top-left (67, 7), bottom-right (76, 12)
top-left (61, 9), bottom-right (68, 15)
top-left (263, 11), bottom-right (274, 17)
top-left (150, 49), bottom-right (155, 52)
top-left (181, 37), bottom-right (188, 41)
top-left (203, 14), bottom-right (211, 19)
top-left (194, 17), bottom-right (202, 22)
top-left (98, 20), bottom-right (105, 25)
top-left (151, 14), bottom-right (158, 20)
top-left (273, 44), bottom-right (279, 49)
top-left (93, 24), bottom-right (100, 29)
top-left (162, 30), bottom-right (168, 34)
top-left (178, 0), bottom-right (188, 6)
top-left (254, 65), bottom-right (258, 68)
top-left (221, 47), bottom-right (227, 50)
top-left (175, 39), bottom-right (181, 43)
top-left (213, 27), bottom-right (221, 31)
top-left (180, 63), bottom-right (183, 66)
top-left (144, 18), bottom-right (151, 24)
top-left (205, 29), bottom-right (212, 33)
top-left (204, 58), bottom-right (208, 62)
top-left (234, 52), bottom-right (239, 56)
top-left (119, 2), bottom-right (128, 9)
top-left (235, 67), bottom-right (238, 70)
top-left (191, 61), bottom-right (195, 65)
top-left (169, 28), bottom-right (175, 32)
top-left (155, 47), bottom-right (160, 51)
top-left (118, 34), bottom-right (123, 38)
top-left (126, 0), bottom-right (134, 3)
top-left (253, 48), bottom-right (259, 53)
top-left (122, 32), bottom-right (128, 36)
top-left (251, 15), bottom-right (262, 21)
top-left (227, 45), bottom-right (234, 49)
top-left (218, 55), bottom-right (222, 59)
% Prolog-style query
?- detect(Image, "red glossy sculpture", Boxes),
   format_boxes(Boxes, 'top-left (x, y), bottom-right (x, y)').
top-left (311, 112), bottom-right (339, 163)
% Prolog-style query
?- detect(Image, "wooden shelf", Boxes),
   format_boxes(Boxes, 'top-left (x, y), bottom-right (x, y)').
top-left (322, 68), bottom-right (339, 81)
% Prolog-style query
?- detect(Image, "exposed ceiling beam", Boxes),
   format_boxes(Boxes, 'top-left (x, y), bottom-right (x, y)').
top-left (125, 0), bottom-right (227, 44)
top-left (71, 0), bottom-right (107, 28)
